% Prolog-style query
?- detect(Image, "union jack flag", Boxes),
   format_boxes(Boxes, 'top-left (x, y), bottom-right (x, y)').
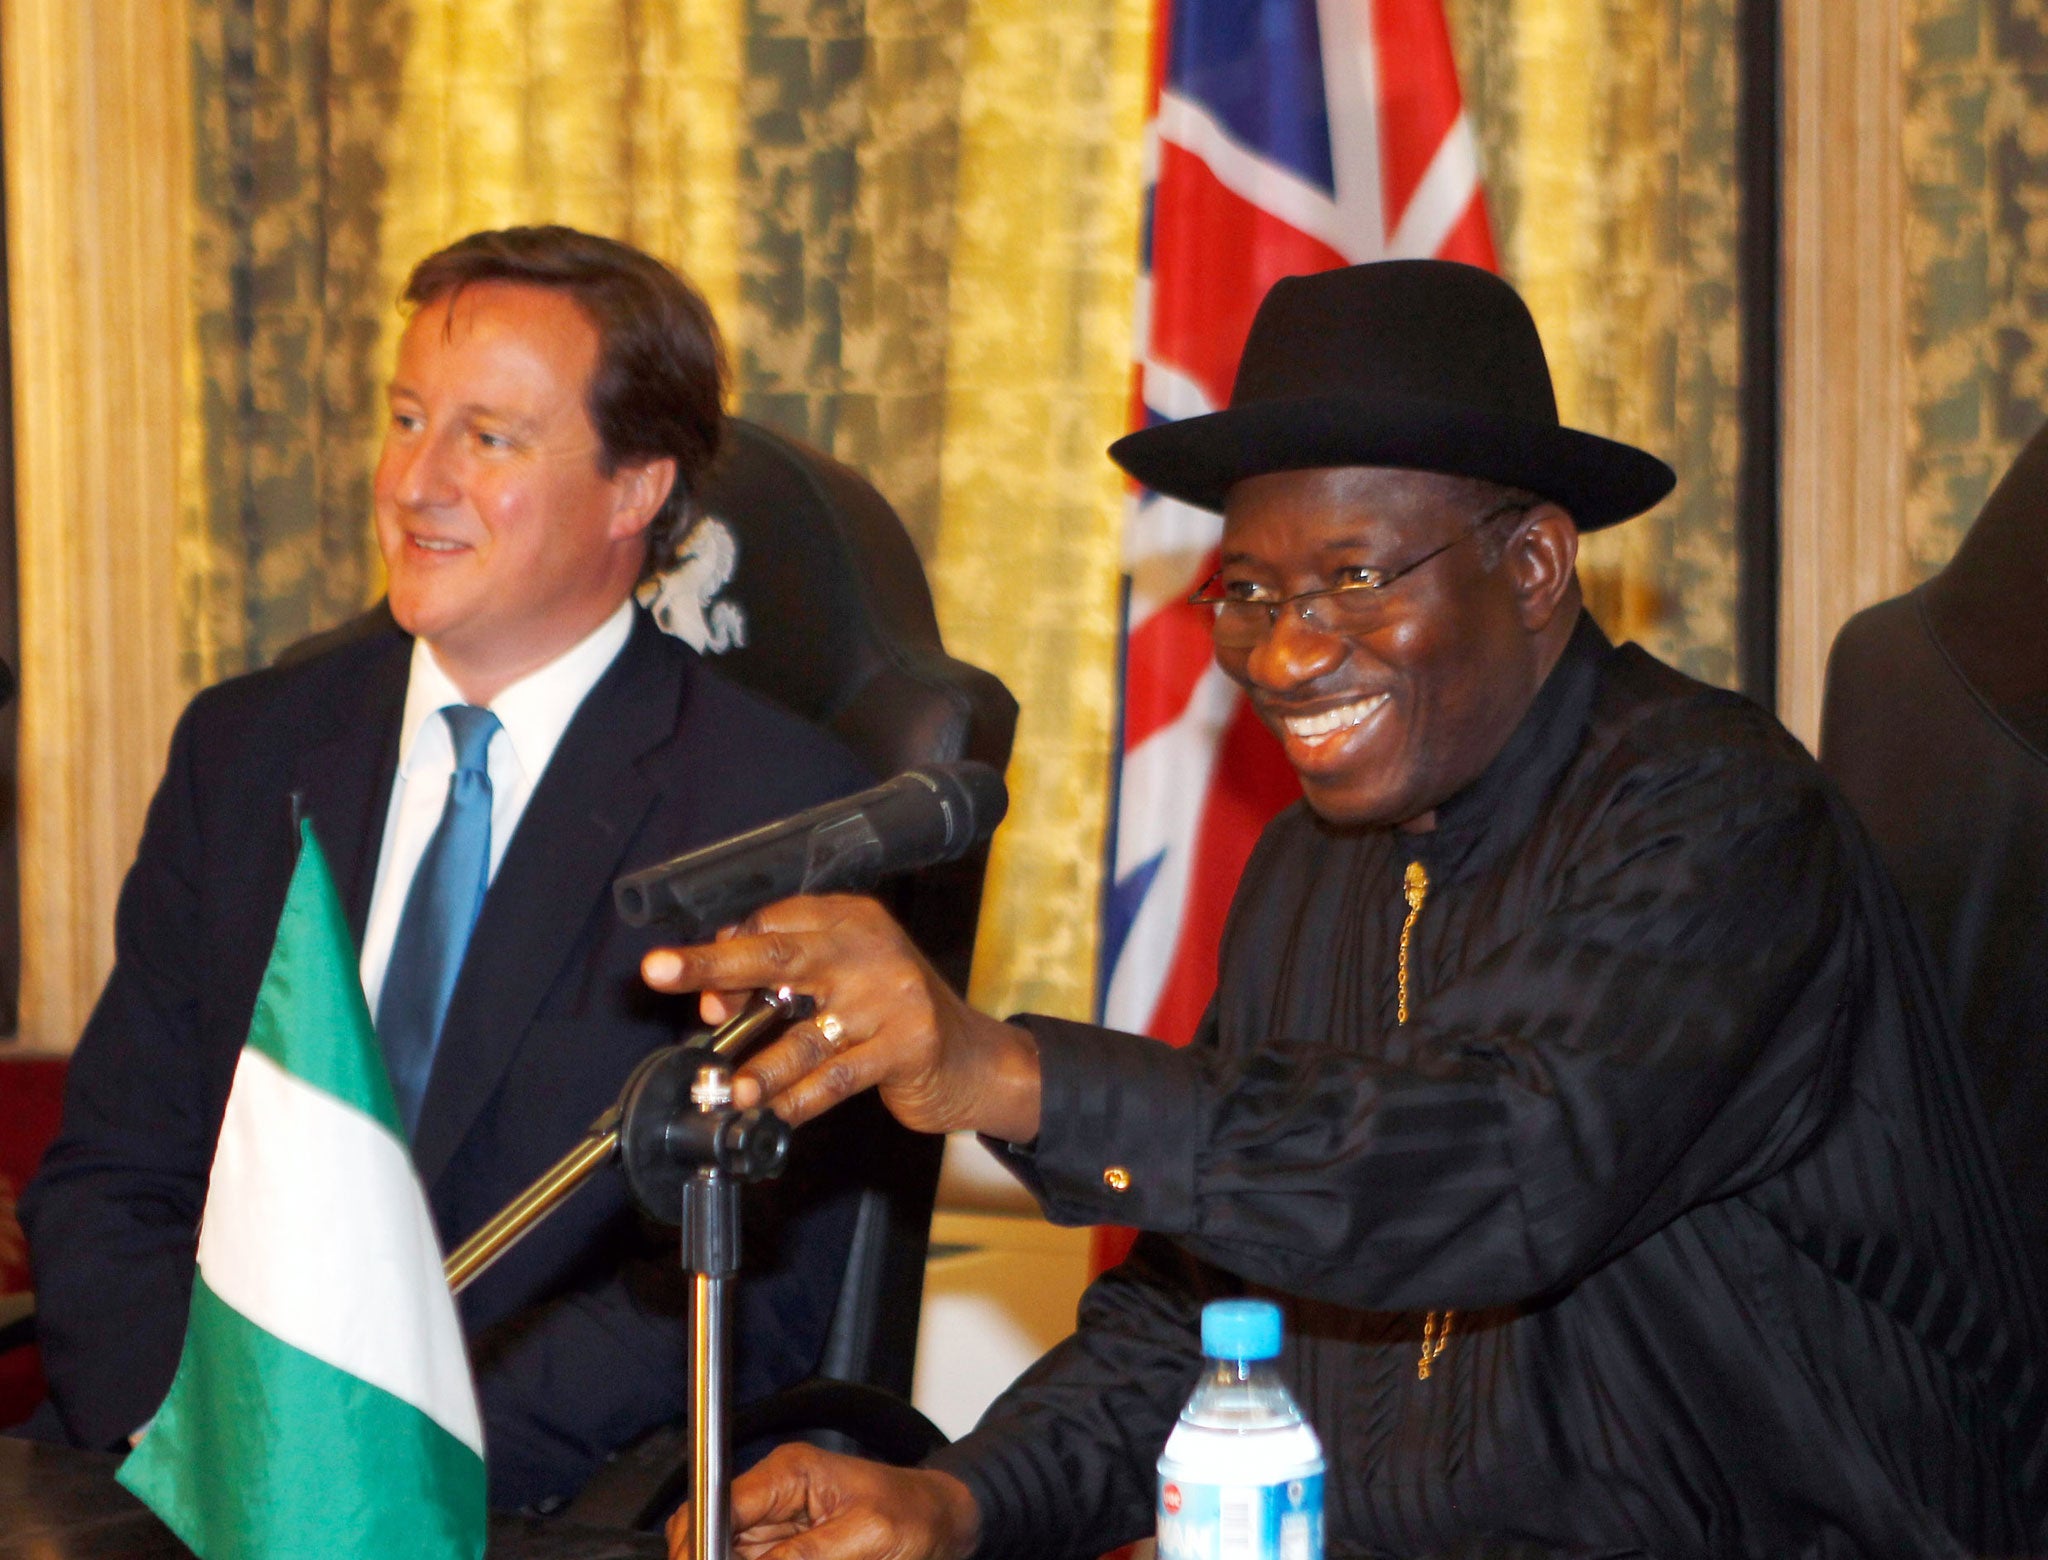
top-left (1101, 0), bottom-right (1495, 1045)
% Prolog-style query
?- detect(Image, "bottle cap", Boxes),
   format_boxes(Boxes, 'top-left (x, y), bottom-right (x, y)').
top-left (1201, 1299), bottom-right (1282, 1361)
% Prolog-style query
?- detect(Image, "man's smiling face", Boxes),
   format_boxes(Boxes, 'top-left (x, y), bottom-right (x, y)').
top-left (1212, 465), bottom-right (1575, 829)
top-left (373, 280), bottom-right (665, 702)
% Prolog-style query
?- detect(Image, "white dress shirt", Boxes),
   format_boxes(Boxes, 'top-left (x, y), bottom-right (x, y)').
top-left (358, 599), bottom-right (636, 1015)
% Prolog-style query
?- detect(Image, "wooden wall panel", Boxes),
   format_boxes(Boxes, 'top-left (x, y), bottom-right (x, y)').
top-left (1779, 0), bottom-right (1911, 748)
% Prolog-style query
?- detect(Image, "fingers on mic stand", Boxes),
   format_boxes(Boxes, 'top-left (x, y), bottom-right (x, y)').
top-left (695, 986), bottom-right (815, 1061)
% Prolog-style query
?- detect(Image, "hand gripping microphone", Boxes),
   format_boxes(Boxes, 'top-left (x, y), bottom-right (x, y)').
top-left (612, 760), bottom-right (1008, 940)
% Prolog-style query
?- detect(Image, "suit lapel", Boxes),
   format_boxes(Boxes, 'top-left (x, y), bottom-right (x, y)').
top-left (290, 632), bottom-right (409, 940)
top-left (410, 615), bottom-right (685, 1186)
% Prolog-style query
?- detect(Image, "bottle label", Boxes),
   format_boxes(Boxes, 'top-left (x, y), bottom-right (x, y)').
top-left (1156, 1471), bottom-right (1323, 1560)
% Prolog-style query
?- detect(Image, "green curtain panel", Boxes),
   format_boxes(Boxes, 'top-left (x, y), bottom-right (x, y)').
top-left (185, 0), bottom-right (407, 685)
top-left (1903, 0), bottom-right (2048, 578)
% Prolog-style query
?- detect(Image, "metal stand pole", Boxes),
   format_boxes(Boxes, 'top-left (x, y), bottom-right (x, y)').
top-left (642, 1053), bottom-right (786, 1556)
top-left (689, 1263), bottom-right (729, 1559)
top-left (681, 1063), bottom-right (744, 1560)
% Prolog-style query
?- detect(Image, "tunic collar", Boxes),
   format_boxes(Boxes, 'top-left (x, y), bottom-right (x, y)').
top-left (1400, 609), bottom-right (1611, 888)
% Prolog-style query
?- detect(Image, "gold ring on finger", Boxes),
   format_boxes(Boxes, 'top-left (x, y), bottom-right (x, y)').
top-left (816, 1011), bottom-right (846, 1048)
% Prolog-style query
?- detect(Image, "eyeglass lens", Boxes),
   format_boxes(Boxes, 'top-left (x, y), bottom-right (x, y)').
top-left (1208, 586), bottom-right (1389, 646)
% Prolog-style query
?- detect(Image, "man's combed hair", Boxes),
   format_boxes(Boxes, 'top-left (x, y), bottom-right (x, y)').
top-left (402, 226), bottom-right (727, 579)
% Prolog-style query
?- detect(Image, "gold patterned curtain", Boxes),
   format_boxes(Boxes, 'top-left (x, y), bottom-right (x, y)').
top-left (926, 0), bottom-right (1149, 1018)
top-left (1448, 0), bottom-right (1747, 691)
top-left (1902, 0), bottom-right (2048, 571)
top-left (175, 0), bottom-right (1742, 1033)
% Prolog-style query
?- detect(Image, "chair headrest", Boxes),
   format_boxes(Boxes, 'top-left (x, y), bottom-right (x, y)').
top-left (644, 417), bottom-right (1017, 781)
top-left (1923, 416), bottom-right (2048, 757)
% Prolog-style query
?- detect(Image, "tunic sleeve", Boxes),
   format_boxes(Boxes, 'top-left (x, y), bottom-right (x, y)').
top-left (1008, 752), bottom-right (1856, 1314)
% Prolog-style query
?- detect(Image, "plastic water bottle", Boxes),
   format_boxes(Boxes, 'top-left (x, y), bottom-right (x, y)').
top-left (1156, 1298), bottom-right (1325, 1560)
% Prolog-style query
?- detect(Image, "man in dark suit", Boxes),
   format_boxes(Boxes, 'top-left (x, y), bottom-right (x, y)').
top-left (1821, 419), bottom-right (2048, 1305)
top-left (19, 226), bottom-right (871, 1508)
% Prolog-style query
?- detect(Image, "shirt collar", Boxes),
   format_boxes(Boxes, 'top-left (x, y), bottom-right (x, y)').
top-left (1402, 609), bottom-right (1611, 887)
top-left (395, 597), bottom-right (637, 780)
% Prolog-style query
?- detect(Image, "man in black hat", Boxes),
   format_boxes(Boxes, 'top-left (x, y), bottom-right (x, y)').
top-left (645, 261), bottom-right (2047, 1558)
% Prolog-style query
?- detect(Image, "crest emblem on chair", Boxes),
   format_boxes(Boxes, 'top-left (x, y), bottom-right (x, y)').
top-left (647, 515), bottom-right (747, 654)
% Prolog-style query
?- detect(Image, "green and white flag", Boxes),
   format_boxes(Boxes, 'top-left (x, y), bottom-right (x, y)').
top-left (120, 822), bottom-right (486, 1560)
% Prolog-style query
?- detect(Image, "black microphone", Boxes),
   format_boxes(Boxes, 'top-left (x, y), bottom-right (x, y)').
top-left (613, 760), bottom-right (1009, 939)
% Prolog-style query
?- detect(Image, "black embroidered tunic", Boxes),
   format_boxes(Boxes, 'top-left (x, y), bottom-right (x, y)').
top-left (931, 618), bottom-right (2047, 1560)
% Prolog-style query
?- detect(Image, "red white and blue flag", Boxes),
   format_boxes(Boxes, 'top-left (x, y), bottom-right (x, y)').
top-left (1100, 0), bottom-right (1495, 1044)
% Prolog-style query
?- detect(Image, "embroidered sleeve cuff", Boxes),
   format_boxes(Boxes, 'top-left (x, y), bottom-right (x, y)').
top-left (993, 1014), bottom-right (1199, 1234)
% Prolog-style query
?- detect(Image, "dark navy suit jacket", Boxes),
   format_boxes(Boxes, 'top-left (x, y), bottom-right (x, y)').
top-left (22, 604), bottom-right (872, 1506)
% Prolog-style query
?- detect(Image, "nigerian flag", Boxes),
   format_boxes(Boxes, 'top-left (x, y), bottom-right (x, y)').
top-left (119, 822), bottom-right (486, 1559)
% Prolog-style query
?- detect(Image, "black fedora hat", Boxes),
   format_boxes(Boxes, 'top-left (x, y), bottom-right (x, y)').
top-left (1109, 260), bottom-right (1674, 530)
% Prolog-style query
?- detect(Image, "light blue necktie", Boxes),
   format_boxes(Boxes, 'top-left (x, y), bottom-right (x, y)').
top-left (377, 704), bottom-right (501, 1134)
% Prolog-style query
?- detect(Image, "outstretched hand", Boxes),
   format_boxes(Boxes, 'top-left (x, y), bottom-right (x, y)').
top-left (640, 894), bottom-right (1043, 1142)
top-left (666, 1444), bottom-right (981, 1560)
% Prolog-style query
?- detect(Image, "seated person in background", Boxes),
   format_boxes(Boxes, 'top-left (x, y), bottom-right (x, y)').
top-left (647, 261), bottom-right (2048, 1559)
top-left (20, 225), bottom-right (872, 1508)
top-left (1821, 417), bottom-right (2048, 1309)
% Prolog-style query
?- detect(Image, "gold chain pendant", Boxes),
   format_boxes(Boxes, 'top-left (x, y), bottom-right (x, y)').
top-left (1419, 1309), bottom-right (1454, 1380)
top-left (1397, 859), bottom-right (1429, 1026)
top-left (1398, 860), bottom-right (1453, 1380)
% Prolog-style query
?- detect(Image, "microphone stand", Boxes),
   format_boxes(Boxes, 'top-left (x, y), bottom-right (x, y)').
top-left (442, 987), bottom-right (808, 1293)
top-left (441, 986), bottom-right (810, 1558)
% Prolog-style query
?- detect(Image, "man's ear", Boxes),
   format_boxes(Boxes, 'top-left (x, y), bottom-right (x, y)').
top-left (1506, 503), bottom-right (1579, 631)
top-left (609, 457), bottom-right (679, 541)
